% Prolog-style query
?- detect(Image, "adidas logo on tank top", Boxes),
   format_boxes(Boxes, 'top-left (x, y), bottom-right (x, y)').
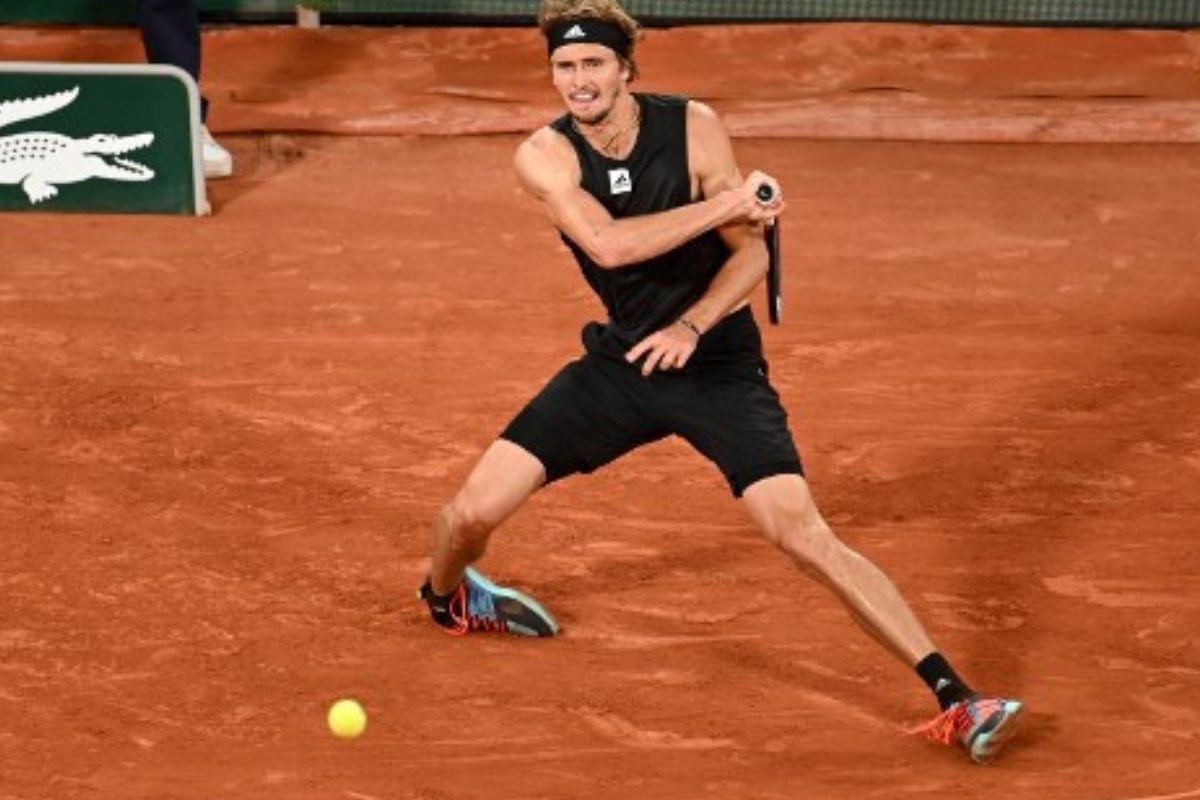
top-left (608, 168), bottom-right (632, 195)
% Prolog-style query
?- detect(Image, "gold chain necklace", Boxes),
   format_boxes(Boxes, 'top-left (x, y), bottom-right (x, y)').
top-left (574, 100), bottom-right (641, 158)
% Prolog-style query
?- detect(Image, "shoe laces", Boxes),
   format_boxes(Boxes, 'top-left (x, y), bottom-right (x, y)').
top-left (444, 581), bottom-right (507, 635)
top-left (910, 698), bottom-right (1003, 746)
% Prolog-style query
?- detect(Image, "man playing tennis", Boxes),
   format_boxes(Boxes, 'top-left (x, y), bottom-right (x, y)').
top-left (418, 0), bottom-right (1024, 763)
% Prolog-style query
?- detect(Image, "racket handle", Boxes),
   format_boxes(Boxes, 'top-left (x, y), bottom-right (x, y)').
top-left (766, 217), bottom-right (782, 325)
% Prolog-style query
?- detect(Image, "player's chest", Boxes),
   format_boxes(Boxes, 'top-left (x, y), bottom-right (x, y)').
top-left (583, 146), bottom-right (690, 217)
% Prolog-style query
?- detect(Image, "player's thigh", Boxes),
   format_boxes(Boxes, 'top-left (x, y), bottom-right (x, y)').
top-left (502, 356), bottom-right (667, 484)
top-left (668, 370), bottom-right (803, 497)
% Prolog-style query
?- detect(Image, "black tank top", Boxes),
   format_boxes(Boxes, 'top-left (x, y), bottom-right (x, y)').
top-left (551, 94), bottom-right (730, 357)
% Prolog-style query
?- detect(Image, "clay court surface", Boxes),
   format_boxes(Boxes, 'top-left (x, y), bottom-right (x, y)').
top-left (3, 22), bottom-right (1200, 800)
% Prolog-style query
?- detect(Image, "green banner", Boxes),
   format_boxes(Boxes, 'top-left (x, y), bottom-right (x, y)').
top-left (0, 64), bottom-right (205, 215)
top-left (0, 1), bottom-right (130, 24)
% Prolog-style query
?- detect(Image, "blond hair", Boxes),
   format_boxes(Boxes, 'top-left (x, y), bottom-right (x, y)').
top-left (539, 0), bottom-right (641, 80)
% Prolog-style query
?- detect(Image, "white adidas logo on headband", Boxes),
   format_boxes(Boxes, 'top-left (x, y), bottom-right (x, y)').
top-left (563, 24), bottom-right (586, 39)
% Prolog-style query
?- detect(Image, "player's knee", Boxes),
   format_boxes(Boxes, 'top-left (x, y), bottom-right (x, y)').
top-left (759, 498), bottom-right (837, 569)
top-left (757, 493), bottom-right (811, 544)
top-left (438, 506), bottom-right (490, 564)
top-left (445, 491), bottom-right (501, 545)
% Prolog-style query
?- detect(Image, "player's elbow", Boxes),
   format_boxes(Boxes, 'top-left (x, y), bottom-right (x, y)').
top-left (586, 238), bottom-right (630, 269)
top-left (592, 249), bottom-right (625, 269)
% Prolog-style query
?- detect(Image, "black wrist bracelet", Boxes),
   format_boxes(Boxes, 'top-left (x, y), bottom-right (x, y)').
top-left (677, 316), bottom-right (702, 338)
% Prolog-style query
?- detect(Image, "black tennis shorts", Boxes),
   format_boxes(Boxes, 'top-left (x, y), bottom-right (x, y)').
top-left (500, 307), bottom-right (803, 497)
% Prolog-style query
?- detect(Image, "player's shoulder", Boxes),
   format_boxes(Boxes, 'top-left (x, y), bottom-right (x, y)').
top-left (686, 100), bottom-right (727, 136)
top-left (514, 125), bottom-right (578, 193)
top-left (516, 125), bottom-right (574, 167)
top-left (685, 100), bottom-right (734, 165)
top-left (684, 100), bottom-right (737, 182)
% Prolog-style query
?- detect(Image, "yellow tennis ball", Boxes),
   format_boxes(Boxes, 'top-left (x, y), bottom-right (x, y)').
top-left (327, 699), bottom-right (367, 740)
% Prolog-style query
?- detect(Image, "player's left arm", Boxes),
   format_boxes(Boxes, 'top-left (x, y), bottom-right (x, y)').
top-left (625, 101), bottom-right (778, 376)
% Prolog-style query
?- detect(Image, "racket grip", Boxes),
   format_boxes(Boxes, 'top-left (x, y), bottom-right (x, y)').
top-left (766, 217), bottom-right (782, 325)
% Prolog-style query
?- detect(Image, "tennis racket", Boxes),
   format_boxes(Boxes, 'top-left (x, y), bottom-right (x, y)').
top-left (756, 184), bottom-right (782, 325)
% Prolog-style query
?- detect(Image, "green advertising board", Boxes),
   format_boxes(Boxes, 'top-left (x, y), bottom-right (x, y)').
top-left (0, 64), bottom-right (207, 215)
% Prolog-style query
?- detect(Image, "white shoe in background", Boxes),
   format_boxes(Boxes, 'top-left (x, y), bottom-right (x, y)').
top-left (201, 126), bottom-right (233, 179)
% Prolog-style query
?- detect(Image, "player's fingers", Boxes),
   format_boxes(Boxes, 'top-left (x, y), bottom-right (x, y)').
top-left (625, 337), bottom-right (655, 363)
top-left (672, 343), bottom-right (696, 369)
top-left (752, 199), bottom-right (786, 224)
top-left (641, 346), bottom-right (667, 377)
top-left (665, 347), bottom-right (688, 370)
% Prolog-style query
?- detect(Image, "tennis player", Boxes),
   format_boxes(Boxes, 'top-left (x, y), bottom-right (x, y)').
top-left (418, 0), bottom-right (1023, 763)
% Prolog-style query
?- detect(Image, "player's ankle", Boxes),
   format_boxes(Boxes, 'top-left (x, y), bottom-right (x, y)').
top-left (915, 651), bottom-right (975, 710)
top-left (419, 578), bottom-right (460, 628)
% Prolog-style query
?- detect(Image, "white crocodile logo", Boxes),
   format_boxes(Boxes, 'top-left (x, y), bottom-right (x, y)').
top-left (0, 86), bottom-right (155, 204)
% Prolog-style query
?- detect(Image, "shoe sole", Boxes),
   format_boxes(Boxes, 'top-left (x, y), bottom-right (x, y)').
top-left (465, 567), bottom-right (559, 637)
top-left (969, 700), bottom-right (1024, 763)
top-left (203, 163), bottom-right (233, 180)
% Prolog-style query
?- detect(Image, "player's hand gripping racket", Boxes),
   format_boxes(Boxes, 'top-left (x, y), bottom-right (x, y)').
top-left (756, 183), bottom-right (783, 325)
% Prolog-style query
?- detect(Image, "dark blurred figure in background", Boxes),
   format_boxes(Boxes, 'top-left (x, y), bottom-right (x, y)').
top-left (136, 0), bottom-right (232, 178)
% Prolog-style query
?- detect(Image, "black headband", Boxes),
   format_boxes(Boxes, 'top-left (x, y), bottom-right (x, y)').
top-left (547, 18), bottom-right (632, 59)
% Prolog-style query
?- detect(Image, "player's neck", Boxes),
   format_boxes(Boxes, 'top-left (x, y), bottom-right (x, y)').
top-left (573, 93), bottom-right (640, 159)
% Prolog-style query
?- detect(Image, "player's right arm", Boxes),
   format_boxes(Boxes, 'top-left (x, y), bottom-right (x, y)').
top-left (514, 127), bottom-right (779, 270)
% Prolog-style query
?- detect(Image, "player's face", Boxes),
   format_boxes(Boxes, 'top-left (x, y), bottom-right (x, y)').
top-left (550, 43), bottom-right (630, 125)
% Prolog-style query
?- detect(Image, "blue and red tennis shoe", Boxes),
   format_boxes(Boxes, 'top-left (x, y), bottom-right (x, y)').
top-left (418, 567), bottom-right (558, 637)
top-left (914, 695), bottom-right (1025, 763)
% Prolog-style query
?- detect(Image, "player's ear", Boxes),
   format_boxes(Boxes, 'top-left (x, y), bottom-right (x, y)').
top-left (619, 58), bottom-right (632, 83)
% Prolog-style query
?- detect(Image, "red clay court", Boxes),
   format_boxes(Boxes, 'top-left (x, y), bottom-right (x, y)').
top-left (2, 20), bottom-right (1200, 800)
